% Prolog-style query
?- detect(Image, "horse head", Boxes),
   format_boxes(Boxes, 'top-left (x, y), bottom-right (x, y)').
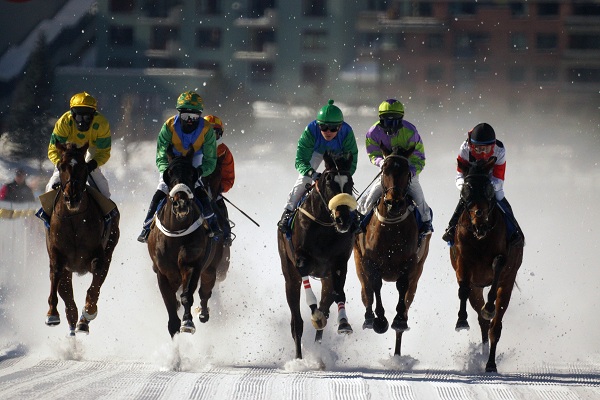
top-left (163, 145), bottom-right (198, 220)
top-left (458, 157), bottom-right (497, 239)
top-left (380, 145), bottom-right (414, 216)
top-left (56, 142), bottom-right (89, 211)
top-left (318, 151), bottom-right (357, 234)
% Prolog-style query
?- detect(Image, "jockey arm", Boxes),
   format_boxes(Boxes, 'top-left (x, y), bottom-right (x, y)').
top-left (218, 144), bottom-right (235, 193)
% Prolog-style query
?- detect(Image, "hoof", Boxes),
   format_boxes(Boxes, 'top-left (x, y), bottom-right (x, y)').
top-left (46, 315), bottom-right (60, 326)
top-left (485, 362), bottom-right (498, 373)
top-left (391, 317), bottom-right (409, 332)
top-left (311, 309), bottom-right (327, 330)
top-left (362, 318), bottom-right (374, 330)
top-left (481, 305), bottom-right (495, 321)
top-left (455, 319), bottom-right (470, 331)
top-left (67, 329), bottom-right (76, 337)
top-left (180, 320), bottom-right (196, 334)
top-left (199, 313), bottom-right (209, 324)
top-left (337, 319), bottom-right (353, 334)
top-left (75, 322), bottom-right (90, 335)
top-left (373, 317), bottom-right (389, 334)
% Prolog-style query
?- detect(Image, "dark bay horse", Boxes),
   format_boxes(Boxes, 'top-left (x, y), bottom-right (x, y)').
top-left (45, 142), bottom-right (120, 335)
top-left (147, 147), bottom-right (223, 337)
top-left (353, 146), bottom-right (430, 356)
top-left (278, 151), bottom-right (357, 360)
top-left (450, 157), bottom-right (523, 373)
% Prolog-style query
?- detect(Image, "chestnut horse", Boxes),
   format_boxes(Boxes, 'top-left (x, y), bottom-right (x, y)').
top-left (44, 142), bottom-right (120, 335)
top-left (278, 151), bottom-right (358, 359)
top-left (147, 147), bottom-right (222, 337)
top-left (353, 146), bottom-right (430, 356)
top-left (450, 157), bottom-right (523, 372)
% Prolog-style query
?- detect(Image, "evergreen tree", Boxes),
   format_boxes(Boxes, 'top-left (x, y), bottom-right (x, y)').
top-left (7, 33), bottom-right (54, 169)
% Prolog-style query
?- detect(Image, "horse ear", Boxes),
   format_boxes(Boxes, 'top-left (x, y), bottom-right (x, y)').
top-left (185, 146), bottom-right (195, 160)
top-left (457, 158), bottom-right (470, 174)
top-left (56, 142), bottom-right (66, 153)
top-left (381, 146), bottom-right (391, 158)
top-left (80, 142), bottom-right (90, 154)
top-left (323, 151), bottom-right (333, 169)
top-left (483, 156), bottom-right (497, 171)
top-left (166, 144), bottom-right (175, 162)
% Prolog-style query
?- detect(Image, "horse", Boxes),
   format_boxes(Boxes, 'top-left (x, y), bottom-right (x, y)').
top-left (449, 157), bottom-right (523, 373)
top-left (147, 147), bottom-right (223, 337)
top-left (278, 151), bottom-right (358, 360)
top-left (44, 142), bottom-right (120, 335)
top-left (353, 146), bottom-right (430, 356)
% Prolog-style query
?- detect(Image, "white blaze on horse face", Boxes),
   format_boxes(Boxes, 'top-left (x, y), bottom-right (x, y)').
top-left (70, 159), bottom-right (77, 167)
top-left (334, 175), bottom-right (349, 193)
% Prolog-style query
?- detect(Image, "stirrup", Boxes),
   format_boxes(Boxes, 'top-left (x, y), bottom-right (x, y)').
top-left (137, 228), bottom-right (150, 243)
top-left (442, 228), bottom-right (454, 242)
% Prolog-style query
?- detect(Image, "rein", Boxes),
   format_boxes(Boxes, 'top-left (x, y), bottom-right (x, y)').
top-left (155, 214), bottom-right (204, 237)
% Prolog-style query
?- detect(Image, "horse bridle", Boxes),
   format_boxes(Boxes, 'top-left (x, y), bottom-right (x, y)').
top-left (381, 155), bottom-right (411, 210)
top-left (460, 178), bottom-right (498, 237)
top-left (301, 168), bottom-right (353, 227)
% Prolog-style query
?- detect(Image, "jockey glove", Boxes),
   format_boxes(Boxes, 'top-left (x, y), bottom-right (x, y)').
top-left (311, 171), bottom-right (321, 181)
top-left (86, 159), bottom-right (98, 173)
top-left (196, 166), bottom-right (203, 177)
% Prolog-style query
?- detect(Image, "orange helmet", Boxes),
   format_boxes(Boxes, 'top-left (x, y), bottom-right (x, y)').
top-left (204, 115), bottom-right (224, 140)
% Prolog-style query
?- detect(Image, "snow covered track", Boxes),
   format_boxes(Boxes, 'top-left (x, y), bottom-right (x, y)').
top-left (1, 354), bottom-right (599, 399)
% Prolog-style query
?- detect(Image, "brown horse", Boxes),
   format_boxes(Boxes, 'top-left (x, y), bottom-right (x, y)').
top-left (278, 151), bottom-right (358, 360)
top-left (44, 142), bottom-right (120, 335)
top-left (147, 147), bottom-right (222, 337)
top-left (353, 146), bottom-right (430, 356)
top-left (450, 157), bottom-right (523, 373)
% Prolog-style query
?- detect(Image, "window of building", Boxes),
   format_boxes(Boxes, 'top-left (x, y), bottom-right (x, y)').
top-left (252, 29), bottom-right (276, 52)
top-left (109, 26), bottom-right (134, 46)
top-left (109, 0), bottom-right (134, 13)
top-left (510, 33), bottom-right (528, 52)
top-left (572, 3), bottom-right (600, 16)
top-left (196, 0), bottom-right (220, 15)
top-left (148, 58), bottom-right (178, 68)
top-left (197, 61), bottom-right (220, 71)
top-left (569, 34), bottom-right (600, 50)
top-left (426, 65), bottom-right (444, 82)
top-left (536, 33), bottom-right (557, 52)
top-left (509, 2), bottom-right (527, 17)
top-left (449, 2), bottom-right (476, 16)
top-left (247, 0), bottom-right (276, 18)
top-left (196, 28), bottom-right (222, 48)
top-left (568, 68), bottom-right (600, 83)
top-left (454, 33), bottom-right (490, 58)
top-left (151, 26), bottom-right (178, 50)
top-left (508, 66), bottom-right (526, 82)
top-left (142, 0), bottom-right (181, 18)
top-left (535, 66), bottom-right (558, 82)
top-left (302, 30), bottom-right (327, 50)
top-left (537, 3), bottom-right (559, 17)
top-left (303, 0), bottom-right (326, 17)
top-left (251, 62), bottom-right (274, 83)
top-left (427, 33), bottom-right (444, 50)
top-left (301, 63), bottom-right (327, 84)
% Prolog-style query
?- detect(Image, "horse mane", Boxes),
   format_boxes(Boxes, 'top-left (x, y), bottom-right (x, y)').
top-left (57, 142), bottom-right (88, 164)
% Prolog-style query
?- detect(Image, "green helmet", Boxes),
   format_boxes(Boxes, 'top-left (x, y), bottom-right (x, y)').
top-left (316, 99), bottom-right (343, 124)
top-left (378, 99), bottom-right (404, 118)
top-left (176, 91), bottom-right (204, 111)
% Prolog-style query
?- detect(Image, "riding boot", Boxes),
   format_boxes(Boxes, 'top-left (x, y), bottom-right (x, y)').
top-left (277, 209), bottom-right (294, 233)
top-left (195, 187), bottom-right (223, 241)
top-left (442, 200), bottom-right (465, 242)
top-left (137, 190), bottom-right (166, 243)
top-left (498, 197), bottom-right (525, 247)
top-left (351, 210), bottom-right (364, 234)
top-left (35, 207), bottom-right (51, 229)
top-left (215, 198), bottom-right (233, 246)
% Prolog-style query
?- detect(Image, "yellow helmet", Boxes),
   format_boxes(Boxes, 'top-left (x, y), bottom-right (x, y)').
top-left (204, 115), bottom-right (223, 130)
top-left (69, 92), bottom-right (97, 110)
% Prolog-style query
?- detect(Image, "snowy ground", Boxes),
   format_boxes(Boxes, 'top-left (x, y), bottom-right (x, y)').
top-left (1, 110), bottom-right (599, 399)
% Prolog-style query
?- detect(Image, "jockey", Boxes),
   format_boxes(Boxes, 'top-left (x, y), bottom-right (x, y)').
top-left (136, 91), bottom-right (223, 243)
top-left (45, 92), bottom-right (112, 198)
top-left (277, 99), bottom-right (359, 233)
top-left (358, 99), bottom-right (433, 235)
top-left (204, 114), bottom-right (235, 246)
top-left (441, 122), bottom-right (524, 246)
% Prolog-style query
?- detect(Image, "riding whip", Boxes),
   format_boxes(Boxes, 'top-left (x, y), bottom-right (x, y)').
top-left (222, 196), bottom-right (260, 227)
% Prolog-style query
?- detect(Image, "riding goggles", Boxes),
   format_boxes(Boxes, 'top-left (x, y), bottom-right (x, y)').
top-left (318, 123), bottom-right (341, 132)
top-left (470, 143), bottom-right (494, 155)
top-left (179, 112), bottom-right (201, 121)
top-left (379, 116), bottom-right (403, 129)
top-left (73, 112), bottom-right (94, 123)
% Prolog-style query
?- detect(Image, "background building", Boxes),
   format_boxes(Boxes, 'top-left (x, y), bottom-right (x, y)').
top-left (0, 0), bottom-right (599, 138)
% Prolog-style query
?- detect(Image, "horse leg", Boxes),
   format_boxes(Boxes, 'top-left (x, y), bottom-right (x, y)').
top-left (358, 273), bottom-right (375, 330)
top-left (76, 260), bottom-right (109, 334)
top-left (330, 265), bottom-right (353, 335)
top-left (46, 258), bottom-right (64, 326)
top-left (392, 275), bottom-right (410, 333)
top-left (284, 272), bottom-right (304, 359)
top-left (372, 278), bottom-right (388, 334)
top-left (57, 272), bottom-right (78, 335)
top-left (456, 281), bottom-right (471, 331)
top-left (179, 265), bottom-right (200, 334)
top-left (468, 287), bottom-right (489, 350)
top-left (198, 266), bottom-right (217, 324)
top-left (156, 271), bottom-right (181, 338)
top-left (482, 255), bottom-right (506, 320)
